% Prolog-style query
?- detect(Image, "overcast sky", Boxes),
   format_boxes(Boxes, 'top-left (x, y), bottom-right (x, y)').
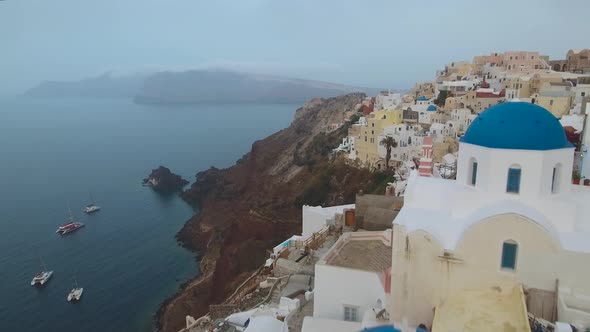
top-left (1, 0), bottom-right (589, 95)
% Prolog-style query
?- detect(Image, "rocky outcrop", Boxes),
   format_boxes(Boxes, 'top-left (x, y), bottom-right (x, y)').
top-left (143, 166), bottom-right (189, 193)
top-left (158, 93), bottom-right (388, 332)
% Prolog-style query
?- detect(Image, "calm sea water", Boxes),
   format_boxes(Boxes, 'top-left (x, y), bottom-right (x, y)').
top-left (0, 97), bottom-right (295, 332)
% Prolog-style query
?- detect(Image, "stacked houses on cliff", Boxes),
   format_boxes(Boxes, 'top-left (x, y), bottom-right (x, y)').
top-left (336, 49), bottom-right (590, 195)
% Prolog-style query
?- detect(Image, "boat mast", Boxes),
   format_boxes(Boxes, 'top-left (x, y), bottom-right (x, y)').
top-left (39, 256), bottom-right (47, 271)
top-left (67, 202), bottom-right (75, 222)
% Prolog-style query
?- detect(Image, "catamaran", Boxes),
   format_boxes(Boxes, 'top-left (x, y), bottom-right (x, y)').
top-left (57, 205), bottom-right (85, 235)
top-left (67, 277), bottom-right (84, 302)
top-left (84, 192), bottom-right (101, 213)
top-left (30, 257), bottom-right (53, 286)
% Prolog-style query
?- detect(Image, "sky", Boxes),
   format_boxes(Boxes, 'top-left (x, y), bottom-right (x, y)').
top-left (1, 0), bottom-right (589, 95)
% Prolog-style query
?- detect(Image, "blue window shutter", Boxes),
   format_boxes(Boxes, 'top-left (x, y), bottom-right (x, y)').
top-left (501, 242), bottom-right (517, 270)
top-left (506, 168), bottom-right (521, 193)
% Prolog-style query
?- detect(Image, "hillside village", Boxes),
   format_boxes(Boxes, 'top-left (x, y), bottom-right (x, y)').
top-left (178, 49), bottom-right (590, 332)
top-left (334, 49), bottom-right (590, 195)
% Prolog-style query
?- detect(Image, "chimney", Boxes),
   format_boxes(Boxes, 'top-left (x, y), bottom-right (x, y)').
top-left (418, 136), bottom-right (434, 177)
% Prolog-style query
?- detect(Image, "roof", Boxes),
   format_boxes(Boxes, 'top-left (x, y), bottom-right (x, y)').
top-left (427, 105), bottom-right (437, 112)
top-left (432, 287), bottom-right (529, 332)
top-left (417, 96), bottom-right (428, 101)
top-left (328, 240), bottom-right (391, 272)
top-left (475, 89), bottom-right (505, 98)
top-left (460, 102), bottom-right (573, 150)
top-left (244, 316), bottom-right (286, 332)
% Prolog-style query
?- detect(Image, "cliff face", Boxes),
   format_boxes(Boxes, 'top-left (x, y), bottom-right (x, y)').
top-left (158, 93), bottom-right (386, 332)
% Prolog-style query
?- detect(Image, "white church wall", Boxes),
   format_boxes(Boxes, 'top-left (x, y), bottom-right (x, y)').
top-left (391, 215), bottom-right (590, 330)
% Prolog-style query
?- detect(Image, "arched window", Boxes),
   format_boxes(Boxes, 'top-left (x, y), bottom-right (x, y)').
top-left (468, 157), bottom-right (478, 186)
top-left (552, 163), bottom-right (562, 194)
top-left (501, 240), bottom-right (518, 270)
top-left (506, 165), bottom-right (522, 194)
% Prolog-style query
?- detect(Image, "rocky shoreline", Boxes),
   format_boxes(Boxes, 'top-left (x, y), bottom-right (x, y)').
top-left (156, 93), bottom-right (388, 332)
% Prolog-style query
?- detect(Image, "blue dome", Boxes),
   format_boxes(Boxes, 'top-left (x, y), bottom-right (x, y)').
top-left (460, 102), bottom-right (573, 150)
top-left (417, 96), bottom-right (428, 101)
top-left (427, 105), bottom-right (437, 112)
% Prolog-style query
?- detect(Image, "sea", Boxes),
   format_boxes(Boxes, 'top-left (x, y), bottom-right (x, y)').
top-left (0, 96), bottom-right (296, 332)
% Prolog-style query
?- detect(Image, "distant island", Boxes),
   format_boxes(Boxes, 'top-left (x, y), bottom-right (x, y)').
top-left (134, 70), bottom-right (382, 104)
top-left (24, 72), bottom-right (145, 98)
top-left (25, 70), bottom-right (387, 104)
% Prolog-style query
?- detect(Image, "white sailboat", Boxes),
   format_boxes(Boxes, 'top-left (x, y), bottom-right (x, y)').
top-left (67, 277), bottom-right (84, 302)
top-left (84, 192), bottom-right (101, 213)
top-left (30, 257), bottom-right (53, 286)
top-left (57, 204), bottom-right (85, 235)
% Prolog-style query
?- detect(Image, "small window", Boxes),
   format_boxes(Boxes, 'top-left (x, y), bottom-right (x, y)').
top-left (344, 305), bottom-right (359, 322)
top-left (552, 164), bottom-right (562, 193)
top-left (501, 240), bottom-right (518, 270)
top-left (582, 92), bottom-right (586, 97)
top-left (506, 166), bottom-right (522, 194)
top-left (469, 159), bottom-right (478, 186)
top-left (550, 99), bottom-right (554, 106)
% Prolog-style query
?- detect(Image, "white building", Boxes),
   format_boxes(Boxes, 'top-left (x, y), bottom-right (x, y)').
top-left (437, 79), bottom-right (479, 93)
top-left (306, 230), bottom-right (392, 330)
top-left (573, 84), bottom-right (590, 105)
top-left (375, 91), bottom-right (402, 111)
top-left (416, 105), bottom-right (437, 125)
top-left (448, 108), bottom-right (477, 136)
top-left (301, 204), bottom-right (354, 239)
top-left (377, 124), bottom-right (425, 163)
top-left (391, 102), bottom-right (590, 331)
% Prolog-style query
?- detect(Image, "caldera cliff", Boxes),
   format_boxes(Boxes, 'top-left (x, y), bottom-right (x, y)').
top-left (157, 93), bottom-right (390, 332)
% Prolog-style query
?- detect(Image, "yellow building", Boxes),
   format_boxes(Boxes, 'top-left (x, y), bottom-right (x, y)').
top-left (533, 81), bottom-right (575, 118)
top-left (506, 76), bottom-right (532, 99)
top-left (354, 109), bottom-right (403, 169)
top-left (535, 95), bottom-right (573, 118)
top-left (530, 72), bottom-right (563, 94)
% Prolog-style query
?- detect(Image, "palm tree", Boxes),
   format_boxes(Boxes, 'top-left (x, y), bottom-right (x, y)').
top-left (380, 136), bottom-right (398, 170)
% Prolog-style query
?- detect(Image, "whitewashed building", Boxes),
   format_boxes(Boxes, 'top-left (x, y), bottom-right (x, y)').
top-left (448, 108), bottom-right (477, 136)
top-left (305, 230), bottom-right (392, 330)
top-left (375, 91), bottom-right (402, 110)
top-left (377, 124), bottom-right (426, 163)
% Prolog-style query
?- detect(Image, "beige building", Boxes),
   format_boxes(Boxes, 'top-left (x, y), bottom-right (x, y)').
top-left (530, 72), bottom-right (564, 95)
top-left (473, 52), bottom-right (503, 75)
top-left (532, 82), bottom-right (575, 118)
top-left (409, 82), bottom-right (436, 100)
top-left (503, 51), bottom-right (549, 73)
top-left (474, 51), bottom-right (549, 75)
top-left (551, 49), bottom-right (590, 73)
top-left (506, 76), bottom-right (533, 99)
top-left (444, 89), bottom-right (504, 113)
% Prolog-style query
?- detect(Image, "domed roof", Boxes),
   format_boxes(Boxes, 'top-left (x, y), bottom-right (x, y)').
top-left (460, 102), bottom-right (573, 150)
top-left (427, 105), bottom-right (437, 111)
top-left (417, 96), bottom-right (428, 101)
